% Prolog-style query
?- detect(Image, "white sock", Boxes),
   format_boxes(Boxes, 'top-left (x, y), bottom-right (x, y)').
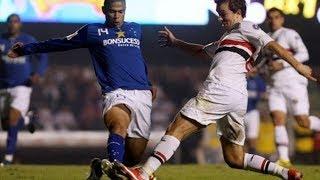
top-left (4, 154), bottom-right (13, 162)
top-left (275, 126), bottom-right (289, 161)
top-left (24, 116), bottom-right (30, 125)
top-left (142, 135), bottom-right (180, 176)
top-left (309, 116), bottom-right (320, 131)
top-left (244, 153), bottom-right (288, 179)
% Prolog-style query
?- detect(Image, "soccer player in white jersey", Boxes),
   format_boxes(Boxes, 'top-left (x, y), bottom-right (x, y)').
top-left (114, 0), bottom-right (316, 179)
top-left (265, 8), bottom-right (320, 167)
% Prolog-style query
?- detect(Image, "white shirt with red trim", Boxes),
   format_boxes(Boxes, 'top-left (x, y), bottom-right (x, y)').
top-left (267, 27), bottom-right (309, 87)
top-left (201, 21), bottom-right (273, 97)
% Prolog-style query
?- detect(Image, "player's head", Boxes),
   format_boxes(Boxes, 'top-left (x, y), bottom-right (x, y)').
top-left (102, 0), bottom-right (126, 28)
top-left (266, 8), bottom-right (285, 32)
top-left (6, 14), bottom-right (22, 35)
top-left (215, 0), bottom-right (246, 30)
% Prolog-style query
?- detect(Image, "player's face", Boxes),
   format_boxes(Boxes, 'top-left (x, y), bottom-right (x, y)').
top-left (217, 2), bottom-right (242, 31)
top-left (267, 11), bottom-right (284, 32)
top-left (7, 16), bottom-right (22, 35)
top-left (103, 1), bottom-right (126, 28)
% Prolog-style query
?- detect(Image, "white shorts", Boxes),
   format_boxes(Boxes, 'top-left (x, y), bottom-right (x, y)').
top-left (180, 84), bottom-right (247, 146)
top-left (0, 86), bottom-right (32, 116)
top-left (102, 88), bottom-right (152, 139)
top-left (268, 84), bottom-right (309, 115)
top-left (244, 109), bottom-right (260, 139)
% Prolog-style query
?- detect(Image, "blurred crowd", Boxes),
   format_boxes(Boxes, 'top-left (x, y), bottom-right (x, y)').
top-left (31, 65), bottom-right (208, 131)
top-left (29, 65), bottom-right (320, 164)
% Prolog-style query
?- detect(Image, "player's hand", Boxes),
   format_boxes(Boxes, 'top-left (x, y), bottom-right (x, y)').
top-left (158, 27), bottom-right (176, 47)
top-left (296, 64), bottom-right (317, 82)
top-left (151, 86), bottom-right (157, 102)
top-left (7, 42), bottom-right (24, 58)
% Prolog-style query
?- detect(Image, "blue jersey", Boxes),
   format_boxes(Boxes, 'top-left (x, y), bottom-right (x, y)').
top-left (20, 22), bottom-right (152, 94)
top-left (0, 33), bottom-right (48, 89)
top-left (247, 75), bottom-right (266, 112)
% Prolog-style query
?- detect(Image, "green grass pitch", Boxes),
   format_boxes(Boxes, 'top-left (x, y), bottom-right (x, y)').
top-left (0, 164), bottom-right (319, 180)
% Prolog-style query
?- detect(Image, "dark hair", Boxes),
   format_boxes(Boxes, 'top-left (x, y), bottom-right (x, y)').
top-left (267, 7), bottom-right (285, 18)
top-left (215, 0), bottom-right (247, 17)
top-left (104, 0), bottom-right (126, 8)
top-left (6, 13), bottom-right (21, 23)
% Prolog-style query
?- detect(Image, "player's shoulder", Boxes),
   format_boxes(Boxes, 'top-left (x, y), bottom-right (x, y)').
top-left (84, 23), bottom-right (105, 30)
top-left (20, 32), bottom-right (35, 38)
top-left (20, 33), bottom-right (37, 42)
top-left (124, 21), bottom-right (141, 29)
top-left (239, 21), bottom-right (261, 31)
top-left (282, 27), bottom-right (299, 37)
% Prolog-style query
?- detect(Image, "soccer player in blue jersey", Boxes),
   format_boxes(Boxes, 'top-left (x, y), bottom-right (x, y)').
top-left (244, 69), bottom-right (266, 153)
top-left (8, 0), bottom-right (155, 179)
top-left (0, 14), bottom-right (48, 166)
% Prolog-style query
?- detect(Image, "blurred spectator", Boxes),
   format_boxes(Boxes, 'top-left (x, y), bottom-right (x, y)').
top-left (54, 106), bottom-right (77, 131)
top-left (37, 105), bottom-right (55, 131)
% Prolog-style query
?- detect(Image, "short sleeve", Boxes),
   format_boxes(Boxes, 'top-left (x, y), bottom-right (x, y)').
top-left (203, 41), bottom-right (219, 58)
top-left (239, 21), bottom-right (274, 48)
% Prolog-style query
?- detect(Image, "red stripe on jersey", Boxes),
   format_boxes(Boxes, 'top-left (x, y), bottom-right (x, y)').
top-left (220, 39), bottom-right (256, 54)
top-left (287, 48), bottom-right (295, 54)
top-left (260, 159), bottom-right (267, 172)
top-left (155, 151), bottom-right (167, 162)
top-left (246, 58), bottom-right (254, 72)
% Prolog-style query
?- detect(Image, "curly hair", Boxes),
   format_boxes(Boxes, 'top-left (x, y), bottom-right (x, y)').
top-left (267, 7), bottom-right (285, 18)
top-left (215, 0), bottom-right (247, 17)
top-left (104, 0), bottom-right (126, 8)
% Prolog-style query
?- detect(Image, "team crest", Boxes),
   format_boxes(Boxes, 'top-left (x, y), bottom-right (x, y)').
top-left (116, 30), bottom-right (125, 38)
top-left (252, 24), bottom-right (260, 30)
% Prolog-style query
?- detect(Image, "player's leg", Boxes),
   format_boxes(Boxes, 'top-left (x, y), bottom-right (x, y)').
top-left (269, 88), bottom-right (291, 165)
top-left (114, 113), bottom-right (204, 179)
top-left (1, 107), bottom-right (23, 165)
top-left (290, 86), bottom-right (320, 131)
top-left (104, 104), bottom-right (131, 163)
top-left (294, 115), bottom-right (320, 131)
top-left (271, 110), bottom-right (292, 166)
top-left (123, 137), bottom-right (148, 167)
top-left (219, 110), bottom-right (301, 180)
top-left (244, 109), bottom-right (260, 153)
top-left (142, 113), bottom-right (203, 173)
top-left (2, 86), bottom-right (31, 165)
top-left (88, 104), bottom-right (131, 180)
top-left (90, 89), bottom-right (153, 179)
top-left (220, 136), bottom-right (302, 179)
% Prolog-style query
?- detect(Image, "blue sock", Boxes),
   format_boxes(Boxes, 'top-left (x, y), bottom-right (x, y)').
top-left (17, 117), bottom-right (25, 129)
top-left (6, 123), bottom-right (20, 157)
top-left (107, 133), bottom-right (125, 162)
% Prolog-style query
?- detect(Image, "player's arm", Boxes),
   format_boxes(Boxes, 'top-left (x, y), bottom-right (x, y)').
top-left (158, 27), bottom-right (211, 60)
top-left (8, 25), bottom-right (88, 58)
top-left (240, 22), bottom-right (316, 81)
top-left (288, 30), bottom-right (309, 63)
top-left (265, 41), bottom-right (316, 81)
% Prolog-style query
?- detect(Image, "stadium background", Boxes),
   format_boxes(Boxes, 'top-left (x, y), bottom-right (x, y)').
top-left (0, 0), bottom-right (320, 165)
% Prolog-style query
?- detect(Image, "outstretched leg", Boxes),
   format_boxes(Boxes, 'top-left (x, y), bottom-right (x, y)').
top-left (220, 136), bottom-right (302, 180)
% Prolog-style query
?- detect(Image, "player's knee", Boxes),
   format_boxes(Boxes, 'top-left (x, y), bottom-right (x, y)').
top-left (165, 118), bottom-right (184, 139)
top-left (8, 109), bottom-right (22, 126)
top-left (224, 154), bottom-right (244, 169)
top-left (295, 116), bottom-right (310, 128)
top-left (271, 113), bottom-right (285, 126)
top-left (108, 123), bottom-right (128, 136)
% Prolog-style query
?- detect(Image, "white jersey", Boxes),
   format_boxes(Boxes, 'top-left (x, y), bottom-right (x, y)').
top-left (201, 21), bottom-right (273, 98)
top-left (267, 27), bottom-right (309, 87)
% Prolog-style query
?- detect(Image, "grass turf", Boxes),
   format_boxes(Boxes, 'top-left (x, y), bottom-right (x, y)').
top-left (0, 164), bottom-right (319, 180)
